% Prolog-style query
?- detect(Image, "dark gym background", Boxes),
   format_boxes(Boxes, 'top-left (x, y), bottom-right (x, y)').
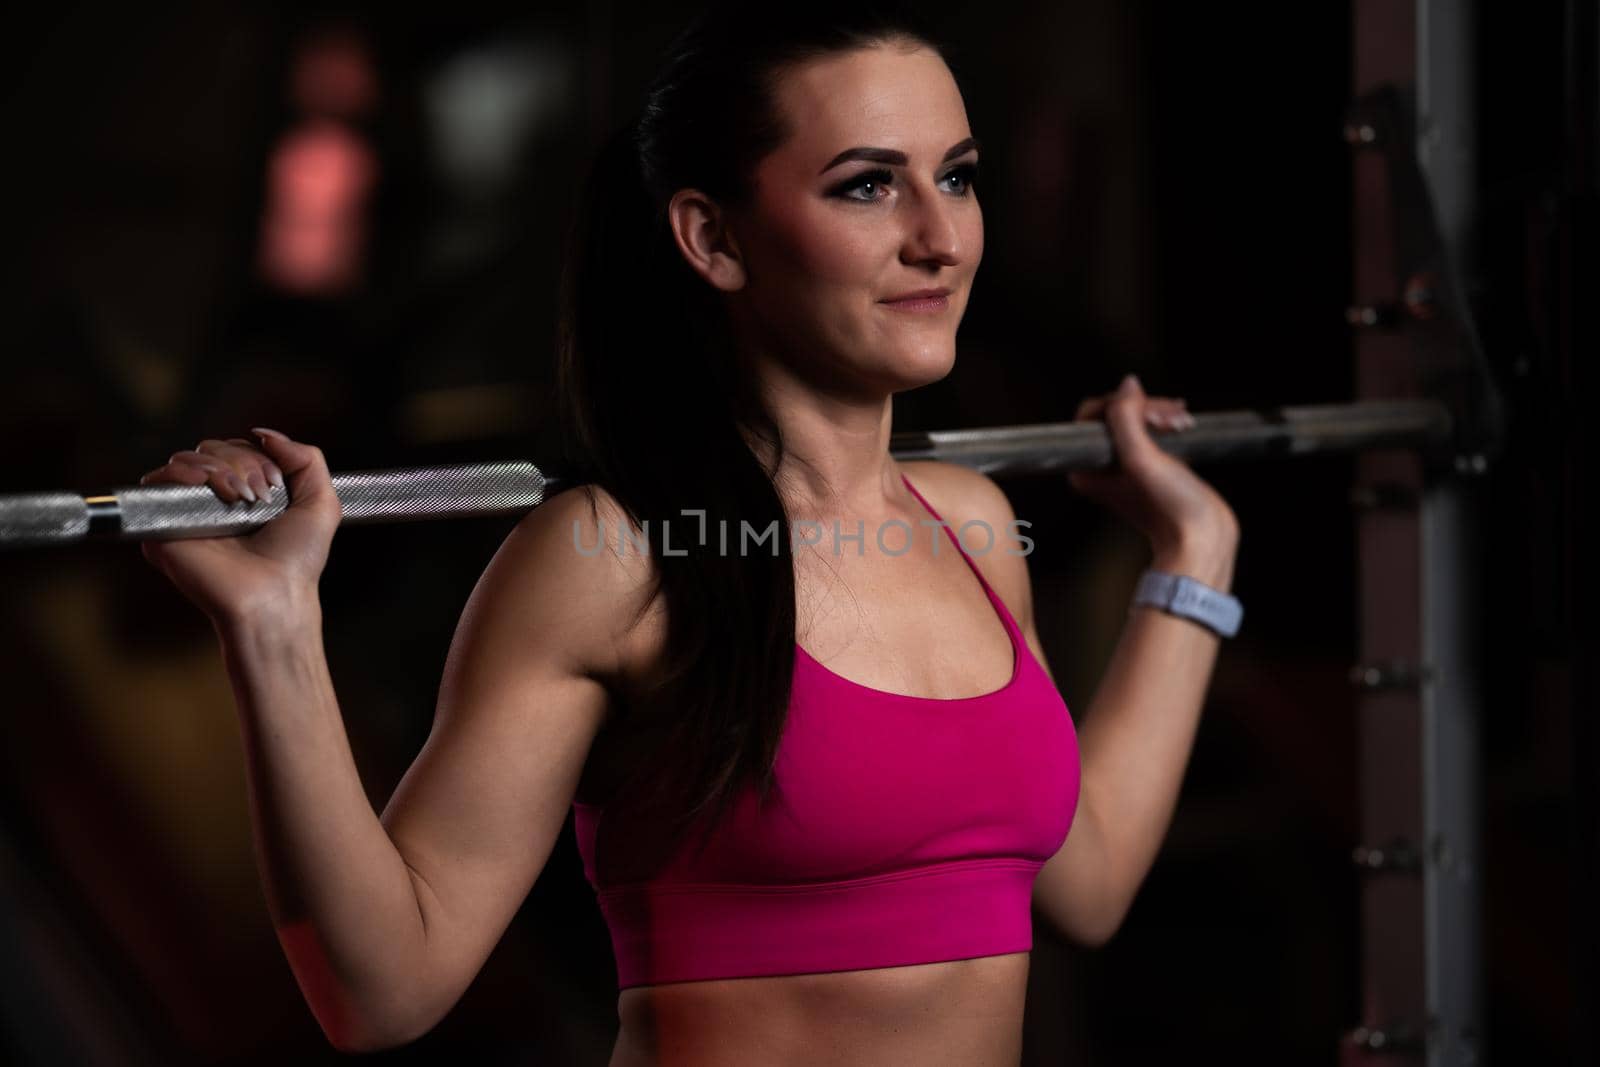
top-left (0, 2), bottom-right (1590, 1064)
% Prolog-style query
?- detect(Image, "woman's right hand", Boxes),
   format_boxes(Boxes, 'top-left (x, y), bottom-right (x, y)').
top-left (139, 428), bottom-right (343, 626)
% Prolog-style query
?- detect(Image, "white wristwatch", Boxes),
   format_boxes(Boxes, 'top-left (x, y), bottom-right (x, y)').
top-left (1131, 569), bottom-right (1243, 638)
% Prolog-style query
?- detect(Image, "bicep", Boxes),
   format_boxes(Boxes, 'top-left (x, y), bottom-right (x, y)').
top-left (378, 489), bottom-right (644, 1015)
top-left (1020, 604), bottom-right (1123, 945)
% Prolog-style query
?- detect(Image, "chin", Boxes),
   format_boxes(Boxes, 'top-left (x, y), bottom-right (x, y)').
top-left (891, 340), bottom-right (958, 390)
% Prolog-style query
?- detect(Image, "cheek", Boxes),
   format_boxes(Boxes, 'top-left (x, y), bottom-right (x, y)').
top-left (759, 204), bottom-right (887, 289)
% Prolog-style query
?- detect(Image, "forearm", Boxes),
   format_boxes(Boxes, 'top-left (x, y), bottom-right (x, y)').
top-left (215, 593), bottom-right (430, 1050)
top-left (1075, 528), bottom-right (1237, 923)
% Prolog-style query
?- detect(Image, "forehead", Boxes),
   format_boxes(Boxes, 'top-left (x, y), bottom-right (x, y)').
top-left (767, 44), bottom-right (970, 163)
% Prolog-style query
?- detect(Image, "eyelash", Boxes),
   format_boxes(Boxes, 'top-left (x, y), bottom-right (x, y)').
top-left (831, 162), bottom-right (981, 203)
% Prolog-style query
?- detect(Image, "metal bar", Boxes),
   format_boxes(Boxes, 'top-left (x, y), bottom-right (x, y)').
top-left (1346, 1), bottom-right (1431, 1061)
top-left (1420, 476), bottom-right (1487, 1065)
top-left (1416, 0), bottom-right (1487, 1059)
top-left (1344, 0), bottom-right (1488, 1061)
top-left (0, 461), bottom-right (551, 550)
top-left (0, 398), bottom-right (1452, 549)
top-left (888, 398), bottom-right (1451, 475)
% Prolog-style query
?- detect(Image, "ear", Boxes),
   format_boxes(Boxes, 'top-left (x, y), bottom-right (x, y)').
top-left (667, 188), bottom-right (747, 292)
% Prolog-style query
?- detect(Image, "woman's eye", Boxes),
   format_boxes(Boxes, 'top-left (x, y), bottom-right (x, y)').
top-left (942, 162), bottom-right (980, 195)
top-left (831, 162), bottom-right (979, 202)
top-left (836, 168), bottom-right (894, 202)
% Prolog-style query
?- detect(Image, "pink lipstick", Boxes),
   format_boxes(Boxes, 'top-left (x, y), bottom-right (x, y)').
top-left (879, 287), bottom-right (951, 312)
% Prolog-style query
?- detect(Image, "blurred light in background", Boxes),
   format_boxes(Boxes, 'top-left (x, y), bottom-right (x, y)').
top-left (258, 26), bottom-right (379, 296)
top-left (423, 37), bottom-right (576, 267)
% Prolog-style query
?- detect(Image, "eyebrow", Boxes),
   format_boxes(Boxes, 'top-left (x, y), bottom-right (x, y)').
top-left (819, 136), bottom-right (982, 175)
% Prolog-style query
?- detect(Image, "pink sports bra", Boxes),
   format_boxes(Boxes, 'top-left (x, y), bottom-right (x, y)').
top-left (572, 474), bottom-right (1081, 989)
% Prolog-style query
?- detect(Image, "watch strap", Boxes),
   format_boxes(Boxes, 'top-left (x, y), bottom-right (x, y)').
top-left (1131, 569), bottom-right (1243, 638)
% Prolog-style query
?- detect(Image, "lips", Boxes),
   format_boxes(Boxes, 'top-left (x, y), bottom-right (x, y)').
top-left (880, 287), bottom-right (951, 312)
top-left (881, 287), bottom-right (952, 303)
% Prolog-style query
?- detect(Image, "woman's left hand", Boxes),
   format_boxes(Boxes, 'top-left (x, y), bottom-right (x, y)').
top-left (1067, 374), bottom-right (1238, 558)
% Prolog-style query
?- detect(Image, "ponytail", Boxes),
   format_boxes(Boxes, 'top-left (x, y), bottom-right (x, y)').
top-left (553, 1), bottom-right (945, 882)
top-left (556, 116), bottom-right (796, 881)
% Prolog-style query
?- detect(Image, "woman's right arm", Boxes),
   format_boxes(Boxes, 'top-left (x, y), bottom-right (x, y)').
top-left (142, 432), bottom-right (653, 1052)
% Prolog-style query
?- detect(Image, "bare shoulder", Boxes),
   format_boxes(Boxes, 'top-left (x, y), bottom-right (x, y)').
top-left (898, 460), bottom-right (1019, 529)
top-left (897, 460), bottom-right (1035, 630)
top-left (468, 483), bottom-right (665, 689)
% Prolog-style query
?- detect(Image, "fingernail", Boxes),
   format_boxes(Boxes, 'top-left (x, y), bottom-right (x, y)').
top-left (1121, 373), bottom-right (1141, 391)
top-left (251, 426), bottom-right (288, 442)
top-left (267, 467), bottom-right (285, 489)
top-left (236, 478), bottom-right (256, 503)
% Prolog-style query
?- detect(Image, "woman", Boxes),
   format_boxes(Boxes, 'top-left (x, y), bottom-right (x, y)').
top-left (140, 4), bottom-right (1239, 1063)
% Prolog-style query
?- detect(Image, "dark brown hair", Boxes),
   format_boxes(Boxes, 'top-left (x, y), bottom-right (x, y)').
top-left (555, 2), bottom-right (950, 880)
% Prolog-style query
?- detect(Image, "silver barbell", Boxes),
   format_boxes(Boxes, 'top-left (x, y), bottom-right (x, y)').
top-left (0, 399), bottom-right (1451, 549)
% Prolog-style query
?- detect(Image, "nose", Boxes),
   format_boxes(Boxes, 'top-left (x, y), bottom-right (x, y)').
top-left (899, 185), bottom-right (963, 269)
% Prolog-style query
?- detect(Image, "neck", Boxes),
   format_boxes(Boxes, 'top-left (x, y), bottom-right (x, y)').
top-left (740, 359), bottom-right (907, 524)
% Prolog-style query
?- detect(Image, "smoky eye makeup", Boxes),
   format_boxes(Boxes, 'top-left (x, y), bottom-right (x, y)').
top-left (828, 159), bottom-right (982, 202)
top-left (829, 167), bottom-right (895, 201)
top-left (943, 160), bottom-right (981, 194)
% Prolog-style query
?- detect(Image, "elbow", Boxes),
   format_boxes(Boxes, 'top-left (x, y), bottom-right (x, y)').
top-left (276, 920), bottom-right (443, 1053)
top-left (325, 1024), bottom-right (388, 1056)
top-left (1056, 888), bottom-right (1135, 950)
top-left (1035, 897), bottom-right (1128, 950)
top-left (327, 1030), bottom-right (419, 1056)
top-left (1069, 906), bottom-right (1128, 950)
top-left (320, 1006), bottom-right (439, 1055)
top-left (299, 980), bottom-right (443, 1054)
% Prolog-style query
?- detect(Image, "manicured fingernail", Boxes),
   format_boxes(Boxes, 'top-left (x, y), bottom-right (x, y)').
top-left (236, 479), bottom-right (257, 502)
top-left (251, 426), bottom-right (288, 442)
top-left (267, 467), bottom-right (285, 489)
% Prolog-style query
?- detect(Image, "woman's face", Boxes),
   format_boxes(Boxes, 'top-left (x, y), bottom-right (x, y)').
top-left (724, 41), bottom-right (983, 397)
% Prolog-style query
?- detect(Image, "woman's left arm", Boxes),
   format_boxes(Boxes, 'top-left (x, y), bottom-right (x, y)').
top-left (1034, 373), bottom-right (1241, 946)
top-left (929, 373), bottom-right (1240, 947)
top-left (1029, 522), bottom-right (1237, 946)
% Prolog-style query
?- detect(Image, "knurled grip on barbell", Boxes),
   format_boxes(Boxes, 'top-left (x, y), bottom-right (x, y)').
top-left (0, 461), bottom-right (550, 549)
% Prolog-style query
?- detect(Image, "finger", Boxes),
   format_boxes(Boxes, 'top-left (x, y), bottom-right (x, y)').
top-left (193, 440), bottom-right (275, 500)
top-left (182, 463), bottom-right (250, 502)
top-left (1142, 398), bottom-right (1192, 431)
top-left (141, 463), bottom-right (210, 487)
top-left (194, 438), bottom-right (268, 469)
top-left (194, 438), bottom-right (260, 458)
top-left (1102, 376), bottom-right (1191, 432)
top-left (1078, 373), bottom-right (1147, 421)
top-left (1075, 395), bottom-right (1109, 421)
top-left (1102, 375), bottom-right (1166, 468)
top-left (1088, 399), bottom-right (1192, 431)
top-left (221, 437), bottom-right (288, 490)
top-left (147, 456), bottom-right (251, 504)
top-left (172, 451), bottom-right (255, 502)
top-left (250, 428), bottom-right (340, 515)
top-left (224, 438), bottom-right (286, 492)
top-left (202, 465), bottom-right (250, 503)
top-left (171, 450), bottom-right (242, 472)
